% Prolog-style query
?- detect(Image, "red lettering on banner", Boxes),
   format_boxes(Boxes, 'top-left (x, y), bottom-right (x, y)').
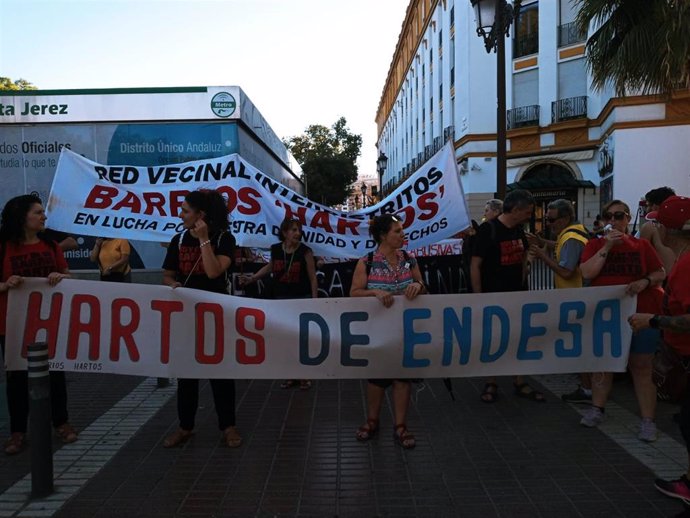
top-left (235, 307), bottom-right (266, 364)
top-left (396, 206), bottom-right (415, 229)
top-left (237, 187), bottom-right (261, 215)
top-left (22, 292), bottom-right (63, 358)
top-left (84, 185), bottom-right (118, 209)
top-left (112, 191), bottom-right (142, 213)
top-left (66, 294), bottom-right (101, 361)
top-left (336, 218), bottom-right (361, 235)
top-left (282, 205), bottom-right (307, 223)
top-left (142, 192), bottom-right (166, 216)
top-left (195, 303), bottom-right (224, 364)
top-left (151, 300), bottom-right (184, 364)
top-left (170, 190), bottom-right (188, 218)
top-left (416, 192), bottom-right (439, 221)
top-left (311, 211), bottom-right (334, 233)
top-left (110, 298), bottom-right (141, 362)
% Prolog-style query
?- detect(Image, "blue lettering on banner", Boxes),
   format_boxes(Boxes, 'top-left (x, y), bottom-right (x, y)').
top-left (592, 299), bottom-right (622, 357)
top-left (299, 313), bottom-right (330, 365)
top-left (480, 306), bottom-right (509, 362)
top-left (403, 309), bottom-right (432, 367)
top-left (555, 301), bottom-right (585, 357)
top-left (517, 303), bottom-right (548, 360)
top-left (442, 307), bottom-right (471, 365)
top-left (340, 312), bottom-right (369, 367)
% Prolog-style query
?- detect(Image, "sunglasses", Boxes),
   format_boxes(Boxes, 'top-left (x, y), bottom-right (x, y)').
top-left (602, 211), bottom-right (629, 221)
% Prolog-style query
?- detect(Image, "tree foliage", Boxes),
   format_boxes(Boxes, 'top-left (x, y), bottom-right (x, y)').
top-left (576, 0), bottom-right (690, 96)
top-left (285, 117), bottom-right (362, 207)
top-left (0, 77), bottom-right (37, 90)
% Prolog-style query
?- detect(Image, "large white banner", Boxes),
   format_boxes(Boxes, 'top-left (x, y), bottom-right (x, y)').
top-left (46, 143), bottom-right (469, 259)
top-left (5, 279), bottom-right (635, 379)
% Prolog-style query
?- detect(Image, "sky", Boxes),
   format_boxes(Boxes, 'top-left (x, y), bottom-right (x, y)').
top-left (0, 0), bottom-right (408, 178)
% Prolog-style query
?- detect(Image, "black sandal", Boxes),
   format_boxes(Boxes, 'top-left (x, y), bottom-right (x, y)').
top-left (480, 382), bottom-right (499, 403)
top-left (513, 382), bottom-right (546, 403)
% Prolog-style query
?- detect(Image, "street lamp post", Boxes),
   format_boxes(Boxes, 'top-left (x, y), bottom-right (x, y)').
top-left (376, 152), bottom-right (388, 196)
top-left (361, 182), bottom-right (368, 208)
top-left (470, 0), bottom-right (520, 201)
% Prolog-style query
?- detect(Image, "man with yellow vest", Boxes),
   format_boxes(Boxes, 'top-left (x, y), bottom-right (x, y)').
top-left (530, 199), bottom-right (591, 402)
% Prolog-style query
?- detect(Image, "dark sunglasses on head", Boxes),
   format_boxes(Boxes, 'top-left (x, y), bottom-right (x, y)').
top-left (602, 211), bottom-right (629, 221)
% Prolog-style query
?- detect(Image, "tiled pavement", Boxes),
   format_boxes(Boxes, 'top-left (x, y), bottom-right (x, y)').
top-left (0, 372), bottom-right (689, 518)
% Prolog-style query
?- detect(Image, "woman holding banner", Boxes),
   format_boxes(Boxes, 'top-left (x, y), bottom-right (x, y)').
top-left (161, 189), bottom-right (242, 449)
top-left (241, 216), bottom-right (318, 390)
top-left (350, 214), bottom-right (426, 449)
top-left (579, 199), bottom-right (665, 442)
top-left (0, 194), bottom-right (78, 455)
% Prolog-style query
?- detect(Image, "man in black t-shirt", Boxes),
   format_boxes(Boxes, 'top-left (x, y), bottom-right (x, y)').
top-left (470, 189), bottom-right (545, 403)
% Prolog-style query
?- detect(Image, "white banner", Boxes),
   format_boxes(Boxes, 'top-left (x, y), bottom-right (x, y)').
top-left (45, 143), bottom-right (469, 259)
top-left (5, 279), bottom-right (635, 379)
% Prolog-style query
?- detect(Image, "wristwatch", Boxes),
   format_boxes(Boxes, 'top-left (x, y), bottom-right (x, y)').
top-left (649, 315), bottom-right (661, 329)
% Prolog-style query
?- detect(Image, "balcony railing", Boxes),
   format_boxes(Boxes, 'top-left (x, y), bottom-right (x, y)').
top-left (507, 104), bottom-right (540, 130)
top-left (513, 33), bottom-right (538, 58)
top-left (551, 96), bottom-right (588, 123)
top-left (558, 21), bottom-right (586, 47)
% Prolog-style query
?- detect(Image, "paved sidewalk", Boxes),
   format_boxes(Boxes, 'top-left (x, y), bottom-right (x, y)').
top-left (0, 373), bottom-right (688, 518)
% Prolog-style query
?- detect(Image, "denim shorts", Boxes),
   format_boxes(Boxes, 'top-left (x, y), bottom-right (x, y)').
top-left (630, 328), bottom-right (661, 355)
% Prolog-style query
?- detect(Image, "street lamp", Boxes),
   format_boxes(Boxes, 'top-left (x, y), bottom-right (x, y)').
top-left (361, 182), bottom-right (368, 208)
top-left (376, 152), bottom-right (388, 195)
top-left (470, 0), bottom-right (520, 200)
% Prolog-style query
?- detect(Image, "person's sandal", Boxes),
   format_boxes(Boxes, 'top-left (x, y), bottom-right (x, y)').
top-left (356, 418), bottom-right (379, 441)
top-left (393, 424), bottom-right (416, 449)
top-left (280, 380), bottom-right (297, 389)
top-left (223, 426), bottom-right (242, 448)
top-left (55, 423), bottom-right (78, 444)
top-left (513, 382), bottom-right (546, 403)
top-left (163, 428), bottom-right (193, 448)
top-left (4, 432), bottom-right (26, 455)
top-left (480, 382), bottom-right (499, 403)
top-left (300, 380), bottom-right (312, 390)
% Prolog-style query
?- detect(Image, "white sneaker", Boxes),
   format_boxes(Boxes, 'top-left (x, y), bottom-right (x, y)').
top-left (638, 419), bottom-right (657, 442)
top-left (580, 406), bottom-right (604, 428)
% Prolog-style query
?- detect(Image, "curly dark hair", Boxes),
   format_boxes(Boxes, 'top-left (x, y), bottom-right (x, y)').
top-left (185, 190), bottom-right (230, 236)
top-left (369, 214), bottom-right (402, 244)
top-left (0, 194), bottom-right (43, 244)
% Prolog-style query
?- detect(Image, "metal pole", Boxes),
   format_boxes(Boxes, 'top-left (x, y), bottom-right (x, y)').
top-left (28, 342), bottom-right (54, 498)
top-left (496, 0), bottom-right (507, 201)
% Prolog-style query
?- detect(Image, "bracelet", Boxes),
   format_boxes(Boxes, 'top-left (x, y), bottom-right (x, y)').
top-left (199, 239), bottom-right (211, 248)
top-left (599, 251), bottom-right (608, 258)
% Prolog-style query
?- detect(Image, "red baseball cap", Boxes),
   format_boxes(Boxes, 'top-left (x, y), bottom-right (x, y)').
top-left (646, 195), bottom-right (690, 230)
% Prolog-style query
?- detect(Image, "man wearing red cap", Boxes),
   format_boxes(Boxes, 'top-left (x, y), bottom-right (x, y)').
top-left (629, 195), bottom-right (690, 507)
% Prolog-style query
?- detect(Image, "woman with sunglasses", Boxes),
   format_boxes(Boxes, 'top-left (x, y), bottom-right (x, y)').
top-left (161, 189), bottom-right (242, 449)
top-left (579, 199), bottom-right (665, 442)
top-left (350, 214), bottom-right (426, 449)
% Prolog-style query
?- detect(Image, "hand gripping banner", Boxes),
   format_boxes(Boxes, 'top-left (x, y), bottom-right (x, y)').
top-left (46, 143), bottom-right (470, 259)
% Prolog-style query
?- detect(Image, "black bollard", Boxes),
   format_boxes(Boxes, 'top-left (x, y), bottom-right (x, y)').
top-left (28, 342), bottom-right (54, 498)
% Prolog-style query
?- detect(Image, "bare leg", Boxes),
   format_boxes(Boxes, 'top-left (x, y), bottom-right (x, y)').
top-left (391, 381), bottom-right (411, 426)
top-left (591, 372), bottom-right (613, 408)
top-left (366, 383), bottom-right (385, 421)
top-left (580, 372), bottom-right (592, 390)
top-left (629, 352), bottom-right (656, 420)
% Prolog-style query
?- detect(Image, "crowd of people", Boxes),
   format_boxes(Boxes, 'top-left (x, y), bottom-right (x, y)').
top-left (1, 186), bottom-right (690, 512)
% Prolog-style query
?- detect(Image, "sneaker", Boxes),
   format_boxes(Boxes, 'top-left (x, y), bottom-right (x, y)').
top-left (639, 418), bottom-right (658, 442)
top-left (580, 406), bottom-right (604, 428)
top-left (561, 385), bottom-right (592, 404)
top-left (655, 475), bottom-right (690, 503)
top-left (4, 432), bottom-right (26, 455)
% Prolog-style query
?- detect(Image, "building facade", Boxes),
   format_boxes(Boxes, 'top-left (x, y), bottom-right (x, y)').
top-left (376, 0), bottom-right (690, 231)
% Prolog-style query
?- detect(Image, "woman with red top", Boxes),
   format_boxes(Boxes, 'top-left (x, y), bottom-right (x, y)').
top-left (628, 195), bottom-right (690, 507)
top-left (0, 194), bottom-right (77, 455)
top-left (350, 214), bottom-right (427, 449)
top-left (580, 199), bottom-right (665, 442)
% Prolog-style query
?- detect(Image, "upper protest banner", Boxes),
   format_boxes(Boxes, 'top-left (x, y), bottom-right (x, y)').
top-left (46, 143), bottom-right (469, 259)
top-left (5, 279), bottom-right (634, 379)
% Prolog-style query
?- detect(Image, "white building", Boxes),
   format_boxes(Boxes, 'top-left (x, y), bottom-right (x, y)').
top-left (376, 0), bottom-right (690, 231)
